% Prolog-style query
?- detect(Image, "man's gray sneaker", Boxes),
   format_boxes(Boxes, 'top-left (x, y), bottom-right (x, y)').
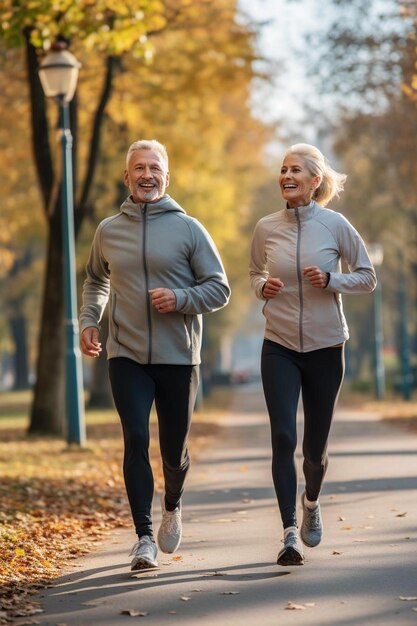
top-left (157, 492), bottom-right (182, 553)
top-left (300, 492), bottom-right (323, 547)
top-left (130, 536), bottom-right (158, 571)
top-left (277, 529), bottom-right (304, 566)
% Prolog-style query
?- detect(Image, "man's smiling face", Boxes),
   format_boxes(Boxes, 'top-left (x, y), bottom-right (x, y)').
top-left (124, 148), bottom-right (170, 203)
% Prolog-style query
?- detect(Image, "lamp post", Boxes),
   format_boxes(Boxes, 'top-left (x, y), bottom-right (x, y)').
top-left (367, 243), bottom-right (385, 399)
top-left (397, 250), bottom-right (412, 401)
top-left (39, 45), bottom-right (86, 445)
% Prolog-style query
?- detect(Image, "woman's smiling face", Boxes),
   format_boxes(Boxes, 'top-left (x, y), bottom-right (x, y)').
top-left (279, 155), bottom-right (321, 208)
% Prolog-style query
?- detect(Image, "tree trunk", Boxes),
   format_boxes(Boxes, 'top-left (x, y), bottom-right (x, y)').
top-left (10, 314), bottom-right (30, 390)
top-left (28, 211), bottom-right (66, 435)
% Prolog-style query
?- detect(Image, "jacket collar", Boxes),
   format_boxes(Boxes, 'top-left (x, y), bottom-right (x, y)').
top-left (284, 199), bottom-right (318, 222)
top-left (120, 194), bottom-right (186, 220)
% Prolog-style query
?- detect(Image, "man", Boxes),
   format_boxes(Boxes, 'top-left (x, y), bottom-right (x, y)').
top-left (80, 139), bottom-right (230, 570)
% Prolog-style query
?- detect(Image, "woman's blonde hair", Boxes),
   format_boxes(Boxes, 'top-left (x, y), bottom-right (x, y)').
top-left (284, 143), bottom-right (347, 206)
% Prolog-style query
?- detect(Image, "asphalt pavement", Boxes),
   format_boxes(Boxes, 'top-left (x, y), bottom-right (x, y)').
top-left (34, 384), bottom-right (417, 626)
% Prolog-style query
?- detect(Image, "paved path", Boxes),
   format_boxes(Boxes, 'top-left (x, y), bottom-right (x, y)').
top-left (36, 385), bottom-right (417, 626)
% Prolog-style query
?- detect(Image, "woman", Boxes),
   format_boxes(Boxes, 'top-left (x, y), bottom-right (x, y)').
top-left (249, 143), bottom-right (376, 566)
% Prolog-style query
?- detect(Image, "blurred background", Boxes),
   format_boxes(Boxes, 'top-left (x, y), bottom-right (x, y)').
top-left (1, 0), bottom-right (417, 438)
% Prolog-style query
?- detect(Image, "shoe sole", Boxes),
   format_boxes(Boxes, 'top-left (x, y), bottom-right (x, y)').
top-left (131, 558), bottom-right (159, 571)
top-left (277, 547), bottom-right (304, 566)
top-left (158, 540), bottom-right (181, 554)
top-left (300, 534), bottom-right (321, 548)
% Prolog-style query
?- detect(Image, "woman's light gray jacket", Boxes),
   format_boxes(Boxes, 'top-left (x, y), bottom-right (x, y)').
top-left (249, 201), bottom-right (377, 353)
top-left (79, 194), bottom-right (230, 365)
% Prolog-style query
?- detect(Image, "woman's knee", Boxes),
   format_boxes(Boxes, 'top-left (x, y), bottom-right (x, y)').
top-left (271, 429), bottom-right (297, 455)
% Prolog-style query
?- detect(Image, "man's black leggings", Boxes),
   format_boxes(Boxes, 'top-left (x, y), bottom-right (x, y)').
top-left (261, 339), bottom-right (345, 529)
top-left (108, 357), bottom-right (199, 539)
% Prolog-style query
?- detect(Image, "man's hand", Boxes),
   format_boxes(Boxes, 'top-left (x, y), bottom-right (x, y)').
top-left (80, 327), bottom-right (102, 357)
top-left (262, 277), bottom-right (284, 299)
top-left (149, 288), bottom-right (176, 313)
top-left (303, 266), bottom-right (329, 289)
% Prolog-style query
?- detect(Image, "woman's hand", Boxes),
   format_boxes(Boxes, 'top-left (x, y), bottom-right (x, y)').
top-left (262, 277), bottom-right (284, 299)
top-left (303, 266), bottom-right (329, 289)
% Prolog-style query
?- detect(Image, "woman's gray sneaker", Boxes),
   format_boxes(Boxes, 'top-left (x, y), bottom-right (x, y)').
top-left (277, 530), bottom-right (304, 566)
top-left (130, 536), bottom-right (158, 570)
top-left (157, 492), bottom-right (182, 554)
top-left (300, 492), bottom-right (323, 547)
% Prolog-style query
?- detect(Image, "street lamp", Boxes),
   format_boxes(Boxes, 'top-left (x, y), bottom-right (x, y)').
top-left (367, 243), bottom-right (385, 399)
top-left (397, 250), bottom-right (412, 401)
top-left (39, 45), bottom-right (86, 445)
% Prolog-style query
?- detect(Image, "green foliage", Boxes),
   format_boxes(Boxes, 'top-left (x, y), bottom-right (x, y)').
top-left (0, 0), bottom-right (161, 54)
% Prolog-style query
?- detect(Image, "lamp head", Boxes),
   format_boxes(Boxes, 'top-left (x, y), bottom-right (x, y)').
top-left (38, 45), bottom-right (81, 102)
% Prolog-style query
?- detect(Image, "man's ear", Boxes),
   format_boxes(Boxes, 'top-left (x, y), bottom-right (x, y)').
top-left (123, 169), bottom-right (130, 188)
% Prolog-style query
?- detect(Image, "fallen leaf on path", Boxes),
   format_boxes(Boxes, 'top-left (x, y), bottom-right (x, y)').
top-left (285, 602), bottom-right (306, 610)
top-left (239, 466), bottom-right (248, 472)
top-left (241, 498), bottom-right (253, 504)
top-left (337, 516), bottom-right (346, 521)
top-left (400, 596), bottom-right (417, 601)
top-left (220, 591), bottom-right (240, 595)
top-left (180, 596), bottom-right (191, 601)
top-left (332, 551), bottom-right (343, 555)
top-left (396, 512), bottom-right (407, 517)
top-left (120, 609), bottom-right (148, 616)
top-left (172, 555), bottom-right (182, 561)
top-left (341, 525), bottom-right (352, 530)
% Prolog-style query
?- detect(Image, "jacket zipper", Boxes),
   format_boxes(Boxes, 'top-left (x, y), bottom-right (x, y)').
top-left (295, 208), bottom-right (304, 352)
top-left (142, 203), bottom-right (152, 363)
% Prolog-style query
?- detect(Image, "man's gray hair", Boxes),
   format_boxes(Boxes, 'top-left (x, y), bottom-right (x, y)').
top-left (126, 140), bottom-right (169, 168)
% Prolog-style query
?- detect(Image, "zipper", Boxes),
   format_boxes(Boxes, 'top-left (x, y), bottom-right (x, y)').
top-left (295, 208), bottom-right (304, 352)
top-left (141, 203), bottom-right (152, 363)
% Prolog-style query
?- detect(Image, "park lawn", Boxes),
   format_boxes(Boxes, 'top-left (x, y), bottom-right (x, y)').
top-left (0, 390), bottom-right (225, 625)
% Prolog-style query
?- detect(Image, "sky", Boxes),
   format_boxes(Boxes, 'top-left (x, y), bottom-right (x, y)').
top-left (239, 0), bottom-right (321, 141)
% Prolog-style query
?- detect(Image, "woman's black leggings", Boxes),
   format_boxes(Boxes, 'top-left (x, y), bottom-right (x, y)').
top-left (261, 339), bottom-right (345, 529)
top-left (108, 357), bottom-right (199, 539)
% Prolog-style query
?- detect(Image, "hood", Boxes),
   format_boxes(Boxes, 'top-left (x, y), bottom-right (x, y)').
top-left (120, 194), bottom-right (186, 220)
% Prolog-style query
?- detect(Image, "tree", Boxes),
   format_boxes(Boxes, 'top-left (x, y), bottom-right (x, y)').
top-left (0, 0), bottom-right (271, 432)
top-left (307, 0), bottom-right (417, 384)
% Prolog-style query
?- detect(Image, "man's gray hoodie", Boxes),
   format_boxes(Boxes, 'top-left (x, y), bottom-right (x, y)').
top-left (79, 194), bottom-right (230, 365)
